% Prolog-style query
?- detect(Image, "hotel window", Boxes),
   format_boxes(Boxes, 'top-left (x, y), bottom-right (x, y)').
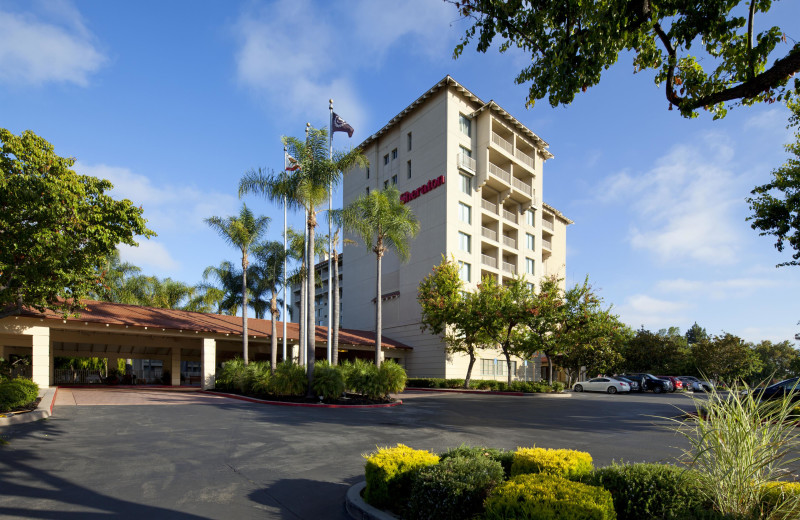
top-left (366, 166), bottom-right (370, 179)
top-left (384, 180), bottom-right (389, 189)
top-left (496, 361), bottom-right (517, 376)
top-left (460, 173), bottom-right (472, 194)
top-left (391, 148), bottom-right (398, 160)
top-left (366, 187), bottom-right (370, 195)
top-left (458, 261), bottom-right (471, 282)
top-left (527, 282), bottom-right (535, 292)
top-left (407, 132), bottom-right (412, 151)
top-left (480, 359), bottom-right (494, 376)
top-left (458, 232), bottom-right (471, 253)
top-left (526, 209), bottom-right (535, 226)
top-left (460, 145), bottom-right (472, 160)
top-left (458, 202), bottom-right (472, 224)
top-left (407, 160), bottom-right (412, 179)
top-left (526, 233), bottom-right (535, 250)
top-left (459, 114), bottom-right (471, 137)
top-left (384, 154), bottom-right (389, 165)
top-left (526, 258), bottom-right (535, 275)
top-left (391, 175), bottom-right (397, 185)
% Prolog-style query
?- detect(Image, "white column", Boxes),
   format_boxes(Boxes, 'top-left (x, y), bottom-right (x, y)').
top-left (30, 326), bottom-right (51, 388)
top-left (201, 338), bottom-right (216, 390)
top-left (171, 349), bottom-right (181, 386)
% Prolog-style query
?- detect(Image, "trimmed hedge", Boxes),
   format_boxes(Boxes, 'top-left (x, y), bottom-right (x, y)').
top-left (511, 447), bottom-right (594, 480)
top-left (363, 444), bottom-right (439, 511)
top-left (439, 445), bottom-right (514, 478)
top-left (407, 455), bottom-right (504, 520)
top-left (761, 481), bottom-right (800, 519)
top-left (405, 378), bottom-right (565, 393)
top-left (0, 377), bottom-right (39, 412)
top-left (484, 473), bottom-right (616, 520)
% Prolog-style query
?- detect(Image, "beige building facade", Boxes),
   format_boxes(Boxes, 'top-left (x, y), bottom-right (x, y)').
top-left (342, 76), bottom-right (571, 380)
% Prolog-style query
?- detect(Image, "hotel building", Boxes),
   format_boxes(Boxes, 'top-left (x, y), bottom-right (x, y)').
top-left (342, 76), bottom-right (571, 380)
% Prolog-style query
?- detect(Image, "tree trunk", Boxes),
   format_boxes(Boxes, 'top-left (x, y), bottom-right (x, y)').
top-left (332, 251), bottom-right (340, 366)
top-left (306, 212), bottom-right (316, 397)
top-left (545, 351), bottom-right (553, 384)
top-left (375, 248), bottom-right (383, 367)
top-left (299, 261), bottom-right (306, 365)
top-left (242, 253), bottom-right (249, 366)
top-left (504, 345), bottom-right (512, 387)
top-left (464, 350), bottom-right (476, 389)
top-left (270, 293), bottom-right (278, 374)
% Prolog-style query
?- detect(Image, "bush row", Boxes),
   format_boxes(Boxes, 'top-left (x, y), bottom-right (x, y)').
top-left (405, 377), bottom-right (565, 393)
top-left (0, 377), bottom-right (39, 412)
top-left (362, 444), bottom-right (800, 520)
top-left (215, 358), bottom-right (406, 401)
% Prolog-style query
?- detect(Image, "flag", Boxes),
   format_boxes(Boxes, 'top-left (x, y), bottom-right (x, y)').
top-left (332, 112), bottom-right (354, 138)
top-left (285, 154), bottom-right (300, 171)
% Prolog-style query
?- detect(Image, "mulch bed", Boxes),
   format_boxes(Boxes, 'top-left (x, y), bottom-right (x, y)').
top-left (0, 397), bottom-right (42, 416)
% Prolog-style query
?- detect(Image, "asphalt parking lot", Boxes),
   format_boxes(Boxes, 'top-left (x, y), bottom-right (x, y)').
top-left (0, 389), bottom-right (699, 520)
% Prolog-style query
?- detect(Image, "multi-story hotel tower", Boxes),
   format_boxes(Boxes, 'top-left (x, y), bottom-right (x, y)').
top-left (342, 76), bottom-right (571, 380)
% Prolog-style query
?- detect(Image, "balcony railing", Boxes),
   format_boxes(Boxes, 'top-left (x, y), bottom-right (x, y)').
top-left (491, 132), bottom-right (514, 154)
top-left (502, 261), bottom-right (516, 274)
top-left (512, 177), bottom-right (532, 196)
top-left (502, 208), bottom-right (518, 224)
top-left (458, 153), bottom-right (476, 172)
top-left (542, 219), bottom-right (554, 231)
top-left (515, 149), bottom-right (535, 169)
top-left (488, 162), bottom-right (511, 184)
top-left (481, 254), bottom-right (498, 268)
top-left (481, 199), bottom-right (498, 214)
top-left (502, 236), bottom-right (517, 249)
top-left (542, 237), bottom-right (552, 250)
top-left (481, 226), bottom-right (497, 241)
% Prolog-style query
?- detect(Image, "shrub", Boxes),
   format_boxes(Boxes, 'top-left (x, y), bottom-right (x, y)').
top-left (216, 358), bottom-right (245, 391)
top-left (378, 360), bottom-right (407, 396)
top-left (511, 447), bottom-right (594, 480)
top-left (440, 445), bottom-right (514, 478)
top-left (269, 360), bottom-right (306, 396)
top-left (590, 463), bottom-right (713, 520)
top-left (342, 358), bottom-right (374, 395)
top-left (407, 455), bottom-right (504, 520)
top-left (406, 378), bottom-right (436, 388)
top-left (0, 377), bottom-right (39, 412)
top-left (760, 481), bottom-right (800, 519)
top-left (363, 444), bottom-right (439, 511)
top-left (484, 473), bottom-right (616, 520)
top-left (552, 381), bottom-right (565, 392)
top-left (244, 361), bottom-right (271, 394)
top-left (312, 361), bottom-right (345, 400)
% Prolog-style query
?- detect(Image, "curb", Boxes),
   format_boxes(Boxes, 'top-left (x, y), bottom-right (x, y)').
top-left (202, 391), bottom-right (403, 409)
top-left (0, 387), bottom-right (57, 429)
top-left (346, 481), bottom-right (398, 520)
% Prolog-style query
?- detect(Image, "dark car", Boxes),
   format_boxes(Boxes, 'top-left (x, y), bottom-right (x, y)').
top-left (613, 375), bottom-right (640, 392)
top-left (620, 373), bottom-right (670, 394)
top-left (756, 377), bottom-right (800, 401)
top-left (657, 376), bottom-right (683, 392)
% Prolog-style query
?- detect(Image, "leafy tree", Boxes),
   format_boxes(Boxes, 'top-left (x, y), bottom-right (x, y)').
top-left (691, 333), bottom-right (762, 383)
top-left (337, 185), bottom-right (419, 367)
top-left (622, 326), bottom-right (689, 374)
top-left (747, 99), bottom-right (800, 267)
top-left (205, 204), bottom-right (270, 365)
top-left (751, 339), bottom-right (800, 383)
top-left (0, 128), bottom-right (154, 318)
top-left (450, 0), bottom-right (800, 118)
top-left (685, 322), bottom-right (709, 345)
top-left (252, 240), bottom-right (287, 374)
top-left (513, 275), bottom-right (566, 384)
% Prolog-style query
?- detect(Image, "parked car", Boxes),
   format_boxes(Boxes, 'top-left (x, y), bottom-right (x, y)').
top-left (755, 377), bottom-right (800, 401)
top-left (657, 376), bottom-right (683, 392)
top-left (619, 373), bottom-right (670, 393)
top-left (573, 377), bottom-right (631, 394)
top-left (613, 375), bottom-right (640, 392)
top-left (678, 376), bottom-right (714, 392)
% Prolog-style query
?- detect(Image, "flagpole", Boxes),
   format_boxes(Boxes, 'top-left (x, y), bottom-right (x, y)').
top-left (282, 145), bottom-right (288, 363)
top-left (327, 99), bottom-right (333, 364)
top-left (302, 123), bottom-right (310, 367)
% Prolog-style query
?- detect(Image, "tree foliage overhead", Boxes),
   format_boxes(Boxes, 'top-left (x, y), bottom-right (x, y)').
top-left (451, 0), bottom-right (800, 118)
top-left (0, 128), bottom-right (155, 318)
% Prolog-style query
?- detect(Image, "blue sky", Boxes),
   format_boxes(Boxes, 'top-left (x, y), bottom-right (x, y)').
top-left (1, 0), bottom-right (798, 344)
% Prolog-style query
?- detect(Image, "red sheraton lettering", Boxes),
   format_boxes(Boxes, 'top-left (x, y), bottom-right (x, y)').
top-left (400, 175), bottom-right (445, 204)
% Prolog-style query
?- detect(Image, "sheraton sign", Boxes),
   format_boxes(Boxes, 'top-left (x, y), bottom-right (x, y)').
top-left (400, 175), bottom-right (446, 204)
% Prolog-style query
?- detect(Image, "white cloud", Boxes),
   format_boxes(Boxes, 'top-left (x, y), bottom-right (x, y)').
top-left (598, 134), bottom-right (747, 265)
top-left (0, 1), bottom-right (106, 86)
top-left (118, 241), bottom-right (180, 272)
top-left (617, 294), bottom-right (692, 330)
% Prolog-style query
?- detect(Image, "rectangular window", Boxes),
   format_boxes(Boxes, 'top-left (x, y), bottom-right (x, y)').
top-left (526, 258), bottom-right (535, 275)
top-left (460, 173), bottom-right (472, 194)
top-left (366, 166), bottom-right (370, 179)
top-left (366, 187), bottom-right (370, 195)
top-left (384, 154), bottom-right (389, 165)
top-left (526, 233), bottom-right (535, 250)
top-left (527, 209), bottom-right (535, 226)
top-left (527, 282), bottom-right (535, 292)
top-left (460, 145), bottom-right (472, 159)
top-left (458, 232), bottom-right (471, 253)
top-left (391, 175), bottom-right (397, 185)
top-left (458, 202), bottom-right (472, 224)
top-left (480, 359), bottom-right (494, 376)
top-left (407, 160), bottom-right (411, 179)
top-left (407, 132), bottom-right (412, 151)
top-left (459, 114), bottom-right (471, 137)
top-left (391, 148), bottom-right (398, 160)
top-left (384, 180), bottom-right (389, 189)
top-left (458, 261), bottom-right (471, 283)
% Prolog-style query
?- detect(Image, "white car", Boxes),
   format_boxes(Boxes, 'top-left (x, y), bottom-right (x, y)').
top-left (678, 376), bottom-right (714, 392)
top-left (573, 377), bottom-right (631, 394)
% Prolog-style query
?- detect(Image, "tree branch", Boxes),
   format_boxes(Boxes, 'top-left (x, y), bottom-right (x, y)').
top-left (747, 0), bottom-right (756, 79)
top-left (653, 22), bottom-right (684, 107)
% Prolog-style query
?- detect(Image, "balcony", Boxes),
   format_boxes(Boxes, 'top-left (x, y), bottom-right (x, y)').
top-left (458, 153), bottom-right (476, 172)
top-left (481, 199), bottom-right (498, 215)
top-left (502, 261), bottom-right (516, 274)
top-left (502, 235), bottom-right (517, 249)
top-left (542, 237), bottom-right (552, 250)
top-left (515, 149), bottom-right (535, 169)
top-left (481, 226), bottom-right (498, 241)
top-left (542, 219), bottom-right (554, 232)
top-left (512, 177), bottom-right (532, 196)
top-left (481, 254), bottom-right (498, 268)
top-left (491, 132), bottom-right (513, 155)
top-left (502, 208), bottom-right (518, 224)
top-left (488, 162), bottom-right (511, 184)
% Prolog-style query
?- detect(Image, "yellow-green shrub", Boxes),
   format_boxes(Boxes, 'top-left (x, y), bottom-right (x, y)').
top-left (484, 473), bottom-right (616, 520)
top-left (363, 444), bottom-right (439, 511)
top-left (511, 447), bottom-right (594, 480)
top-left (760, 481), bottom-right (800, 518)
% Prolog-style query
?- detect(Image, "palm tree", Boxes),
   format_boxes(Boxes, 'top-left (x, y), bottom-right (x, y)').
top-left (204, 204), bottom-right (270, 365)
top-left (239, 126), bottom-right (366, 391)
top-left (252, 240), bottom-right (287, 373)
top-left (247, 264), bottom-right (271, 320)
top-left (197, 261), bottom-right (242, 315)
top-left (337, 186), bottom-right (419, 366)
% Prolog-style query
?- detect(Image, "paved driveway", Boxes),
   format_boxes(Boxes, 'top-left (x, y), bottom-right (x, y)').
top-left (54, 387), bottom-right (231, 406)
top-left (0, 390), bottom-right (697, 520)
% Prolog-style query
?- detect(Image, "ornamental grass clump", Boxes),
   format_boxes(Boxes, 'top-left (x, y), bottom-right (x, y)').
top-left (268, 360), bottom-right (306, 396)
top-left (669, 381), bottom-right (800, 519)
top-left (511, 446), bottom-right (594, 480)
top-left (312, 361), bottom-right (345, 400)
top-left (363, 444), bottom-right (439, 512)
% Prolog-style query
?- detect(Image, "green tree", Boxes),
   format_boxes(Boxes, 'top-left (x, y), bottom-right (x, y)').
top-left (513, 275), bottom-right (566, 384)
top-left (252, 240), bottom-right (287, 374)
top-left (0, 128), bottom-right (154, 318)
top-left (751, 339), bottom-right (800, 383)
top-left (337, 185), bottom-right (420, 367)
top-left (685, 322), bottom-right (709, 345)
top-left (691, 333), bottom-right (762, 383)
top-left (195, 261), bottom-right (242, 315)
top-left (747, 99), bottom-right (800, 267)
top-left (204, 204), bottom-right (270, 365)
top-left (622, 326), bottom-right (689, 374)
top-left (450, 0), bottom-right (800, 119)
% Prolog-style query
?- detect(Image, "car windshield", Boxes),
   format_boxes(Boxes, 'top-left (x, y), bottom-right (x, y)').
top-left (767, 378), bottom-right (800, 390)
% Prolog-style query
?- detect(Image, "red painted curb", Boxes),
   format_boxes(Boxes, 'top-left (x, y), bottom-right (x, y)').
top-left (50, 387), bottom-right (58, 414)
top-left (404, 387), bottom-right (525, 396)
top-left (202, 391), bottom-right (403, 408)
